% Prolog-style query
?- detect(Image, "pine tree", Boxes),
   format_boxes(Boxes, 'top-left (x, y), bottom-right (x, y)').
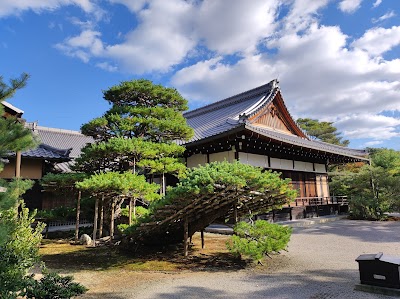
top-left (76, 79), bottom-right (194, 196)
top-left (297, 118), bottom-right (349, 146)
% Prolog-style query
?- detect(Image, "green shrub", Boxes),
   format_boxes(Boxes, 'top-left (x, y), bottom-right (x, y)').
top-left (23, 270), bottom-right (87, 299)
top-left (226, 220), bottom-right (292, 263)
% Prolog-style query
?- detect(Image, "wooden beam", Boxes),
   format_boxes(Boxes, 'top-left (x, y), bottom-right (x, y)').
top-left (201, 229), bottom-right (205, 249)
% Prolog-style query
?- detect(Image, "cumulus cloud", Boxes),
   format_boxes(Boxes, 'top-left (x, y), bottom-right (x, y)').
top-left (352, 26), bottom-right (400, 56)
top-left (55, 30), bottom-right (104, 63)
top-left (10, 0), bottom-right (400, 146)
top-left (338, 0), bottom-right (363, 13)
top-left (195, 0), bottom-right (280, 55)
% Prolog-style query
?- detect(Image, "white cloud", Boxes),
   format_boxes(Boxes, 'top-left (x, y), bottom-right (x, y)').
top-left (96, 62), bottom-right (118, 72)
top-left (338, 0), bottom-right (363, 13)
top-left (195, 0), bottom-right (280, 55)
top-left (372, 0), bottom-right (382, 8)
top-left (284, 0), bottom-right (330, 32)
top-left (55, 30), bottom-right (104, 63)
top-left (352, 26), bottom-right (400, 56)
top-left (364, 140), bottom-right (383, 146)
top-left (104, 0), bottom-right (196, 73)
top-left (372, 10), bottom-right (396, 23)
top-left (0, 0), bottom-right (98, 17)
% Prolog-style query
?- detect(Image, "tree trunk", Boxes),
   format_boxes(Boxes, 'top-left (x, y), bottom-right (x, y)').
top-left (74, 190), bottom-right (81, 242)
top-left (110, 197), bottom-right (115, 239)
top-left (128, 197), bottom-right (133, 226)
top-left (133, 198), bottom-right (137, 219)
top-left (99, 195), bottom-right (104, 238)
top-left (92, 196), bottom-right (99, 247)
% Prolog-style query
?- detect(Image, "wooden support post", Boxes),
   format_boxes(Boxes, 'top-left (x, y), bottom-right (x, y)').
top-left (201, 229), bottom-right (205, 249)
top-left (92, 196), bottom-right (99, 247)
top-left (99, 195), bottom-right (104, 238)
top-left (233, 203), bottom-right (238, 224)
top-left (184, 216), bottom-right (189, 258)
top-left (110, 197), bottom-right (115, 239)
top-left (74, 190), bottom-right (81, 242)
top-left (289, 207), bottom-right (292, 221)
top-left (15, 151), bottom-right (21, 178)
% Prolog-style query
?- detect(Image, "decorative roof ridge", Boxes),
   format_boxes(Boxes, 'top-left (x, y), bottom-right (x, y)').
top-left (184, 80), bottom-right (277, 119)
top-left (241, 84), bottom-right (279, 120)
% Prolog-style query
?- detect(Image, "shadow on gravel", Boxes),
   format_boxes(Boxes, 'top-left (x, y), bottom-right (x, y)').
top-left (145, 269), bottom-right (392, 299)
top-left (154, 286), bottom-right (229, 299)
top-left (293, 220), bottom-right (400, 243)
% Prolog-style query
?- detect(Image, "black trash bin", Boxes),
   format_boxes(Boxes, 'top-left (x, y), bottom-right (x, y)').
top-left (356, 252), bottom-right (400, 289)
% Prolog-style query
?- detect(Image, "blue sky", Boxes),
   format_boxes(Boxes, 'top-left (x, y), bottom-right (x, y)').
top-left (1, 0), bottom-right (399, 150)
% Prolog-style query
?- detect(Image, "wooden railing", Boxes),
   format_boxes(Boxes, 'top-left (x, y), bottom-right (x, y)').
top-left (288, 196), bottom-right (348, 207)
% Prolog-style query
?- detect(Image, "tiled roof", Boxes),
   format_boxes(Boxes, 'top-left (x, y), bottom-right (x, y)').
top-left (28, 124), bottom-right (94, 158)
top-left (183, 79), bottom-right (368, 160)
top-left (245, 124), bottom-right (367, 160)
top-left (13, 144), bottom-right (71, 161)
top-left (184, 80), bottom-right (276, 143)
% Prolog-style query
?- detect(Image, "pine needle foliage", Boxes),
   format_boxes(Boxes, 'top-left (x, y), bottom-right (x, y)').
top-left (226, 220), bottom-right (292, 263)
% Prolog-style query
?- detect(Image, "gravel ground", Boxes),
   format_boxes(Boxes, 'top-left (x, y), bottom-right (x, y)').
top-left (78, 219), bottom-right (400, 299)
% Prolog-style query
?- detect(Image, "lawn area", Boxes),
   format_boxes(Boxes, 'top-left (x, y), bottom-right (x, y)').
top-left (39, 232), bottom-right (246, 273)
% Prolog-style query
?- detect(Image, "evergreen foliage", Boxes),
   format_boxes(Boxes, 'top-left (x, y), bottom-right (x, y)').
top-left (23, 269), bottom-right (88, 299)
top-left (330, 148), bottom-right (400, 219)
top-left (0, 74), bottom-right (86, 298)
top-left (75, 79), bottom-right (193, 196)
top-left (297, 118), bottom-right (349, 146)
top-left (226, 220), bottom-right (292, 263)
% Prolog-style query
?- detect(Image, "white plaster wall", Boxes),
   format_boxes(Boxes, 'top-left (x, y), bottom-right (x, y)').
top-left (187, 154), bottom-right (207, 168)
top-left (315, 163), bottom-right (326, 173)
top-left (239, 152), bottom-right (267, 168)
top-left (209, 150), bottom-right (235, 163)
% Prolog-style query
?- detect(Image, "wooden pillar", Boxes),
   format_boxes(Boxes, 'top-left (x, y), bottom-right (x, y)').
top-left (184, 216), bottom-right (189, 257)
top-left (99, 195), bottom-right (104, 238)
top-left (15, 151), bottom-right (21, 178)
top-left (110, 197), bottom-right (115, 239)
top-left (233, 203), bottom-right (238, 224)
top-left (92, 196), bottom-right (99, 247)
top-left (74, 190), bottom-right (81, 242)
top-left (201, 229), bottom-right (205, 249)
top-left (289, 207), bottom-right (293, 221)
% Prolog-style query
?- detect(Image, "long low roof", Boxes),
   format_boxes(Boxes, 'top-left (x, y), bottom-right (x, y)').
top-left (184, 80), bottom-right (368, 161)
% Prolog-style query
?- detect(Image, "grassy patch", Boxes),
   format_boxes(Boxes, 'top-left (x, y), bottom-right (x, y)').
top-left (39, 232), bottom-right (247, 273)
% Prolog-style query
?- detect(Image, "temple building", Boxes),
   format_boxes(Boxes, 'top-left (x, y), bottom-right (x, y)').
top-left (182, 79), bottom-right (368, 219)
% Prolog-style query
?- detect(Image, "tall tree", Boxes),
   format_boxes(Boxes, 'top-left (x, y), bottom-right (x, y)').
top-left (75, 79), bottom-right (194, 196)
top-left (330, 148), bottom-right (400, 219)
top-left (297, 118), bottom-right (349, 146)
